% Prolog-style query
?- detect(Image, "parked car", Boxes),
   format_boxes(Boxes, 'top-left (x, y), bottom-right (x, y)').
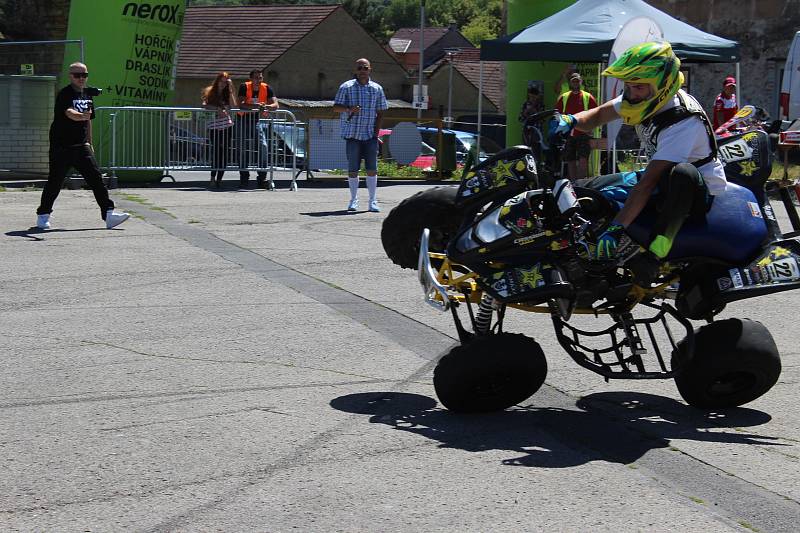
top-left (169, 125), bottom-right (208, 165)
top-left (269, 121), bottom-right (306, 169)
top-left (377, 128), bottom-right (437, 170)
top-left (417, 127), bottom-right (502, 163)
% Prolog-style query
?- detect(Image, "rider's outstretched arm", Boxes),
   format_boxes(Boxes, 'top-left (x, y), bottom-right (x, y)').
top-left (573, 100), bottom-right (619, 132)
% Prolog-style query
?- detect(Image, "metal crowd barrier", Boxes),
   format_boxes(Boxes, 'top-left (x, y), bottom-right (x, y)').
top-left (93, 106), bottom-right (306, 190)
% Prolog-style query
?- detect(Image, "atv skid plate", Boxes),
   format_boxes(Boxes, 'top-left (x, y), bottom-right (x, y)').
top-left (552, 302), bottom-right (694, 380)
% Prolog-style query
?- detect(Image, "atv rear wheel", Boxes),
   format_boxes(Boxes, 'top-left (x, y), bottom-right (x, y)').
top-left (434, 333), bottom-right (547, 413)
top-left (671, 318), bottom-right (781, 409)
top-left (381, 186), bottom-right (462, 269)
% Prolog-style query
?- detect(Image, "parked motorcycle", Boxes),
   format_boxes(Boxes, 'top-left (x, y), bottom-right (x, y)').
top-left (381, 109), bottom-right (798, 413)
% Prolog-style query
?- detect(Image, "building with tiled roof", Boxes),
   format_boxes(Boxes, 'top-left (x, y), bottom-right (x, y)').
top-left (423, 48), bottom-right (505, 114)
top-left (175, 5), bottom-right (409, 111)
top-left (388, 25), bottom-right (474, 70)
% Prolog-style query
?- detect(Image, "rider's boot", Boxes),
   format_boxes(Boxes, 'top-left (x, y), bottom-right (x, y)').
top-left (626, 250), bottom-right (662, 287)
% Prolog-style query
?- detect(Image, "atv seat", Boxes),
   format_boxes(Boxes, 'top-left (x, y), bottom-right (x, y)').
top-left (627, 181), bottom-right (767, 264)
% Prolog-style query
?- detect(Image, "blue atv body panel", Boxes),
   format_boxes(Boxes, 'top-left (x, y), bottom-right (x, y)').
top-left (626, 182), bottom-right (767, 263)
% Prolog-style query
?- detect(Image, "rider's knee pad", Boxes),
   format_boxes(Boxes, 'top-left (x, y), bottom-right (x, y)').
top-left (669, 163), bottom-right (703, 189)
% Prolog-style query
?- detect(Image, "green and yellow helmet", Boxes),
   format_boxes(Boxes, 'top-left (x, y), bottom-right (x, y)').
top-left (603, 41), bottom-right (684, 125)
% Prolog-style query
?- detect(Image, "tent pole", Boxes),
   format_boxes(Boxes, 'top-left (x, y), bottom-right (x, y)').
top-left (736, 62), bottom-right (741, 103)
top-left (477, 61), bottom-right (483, 158)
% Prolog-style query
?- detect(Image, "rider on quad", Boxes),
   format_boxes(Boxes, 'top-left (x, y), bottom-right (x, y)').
top-left (551, 41), bottom-right (727, 276)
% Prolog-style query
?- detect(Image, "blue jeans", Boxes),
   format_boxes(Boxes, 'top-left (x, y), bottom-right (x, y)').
top-left (345, 137), bottom-right (378, 174)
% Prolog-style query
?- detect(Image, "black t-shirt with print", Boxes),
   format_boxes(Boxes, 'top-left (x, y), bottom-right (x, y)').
top-left (49, 85), bottom-right (95, 147)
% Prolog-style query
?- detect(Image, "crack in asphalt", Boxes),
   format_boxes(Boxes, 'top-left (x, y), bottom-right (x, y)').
top-left (0, 379), bottom-right (391, 410)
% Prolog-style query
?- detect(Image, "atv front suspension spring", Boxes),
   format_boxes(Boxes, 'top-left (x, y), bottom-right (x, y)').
top-left (474, 294), bottom-right (496, 335)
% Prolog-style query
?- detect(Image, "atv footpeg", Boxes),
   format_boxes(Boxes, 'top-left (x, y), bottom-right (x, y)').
top-left (551, 302), bottom-right (694, 379)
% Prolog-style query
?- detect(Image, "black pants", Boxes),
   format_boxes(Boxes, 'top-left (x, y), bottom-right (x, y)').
top-left (37, 144), bottom-right (114, 219)
top-left (208, 127), bottom-right (232, 179)
top-left (585, 163), bottom-right (710, 255)
top-left (649, 162), bottom-right (711, 245)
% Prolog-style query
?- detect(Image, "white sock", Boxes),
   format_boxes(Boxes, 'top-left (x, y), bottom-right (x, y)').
top-left (348, 176), bottom-right (359, 200)
top-left (366, 175), bottom-right (377, 202)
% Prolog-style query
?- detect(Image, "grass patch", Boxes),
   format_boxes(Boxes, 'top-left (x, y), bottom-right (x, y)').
top-left (689, 496), bottom-right (705, 505)
top-left (118, 192), bottom-right (174, 218)
top-left (737, 520), bottom-right (759, 532)
top-left (769, 162), bottom-right (800, 183)
top-left (121, 193), bottom-right (150, 204)
top-left (330, 160), bottom-right (463, 180)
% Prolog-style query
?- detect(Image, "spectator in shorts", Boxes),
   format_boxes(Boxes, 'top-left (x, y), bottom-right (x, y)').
top-left (333, 58), bottom-right (388, 212)
top-left (237, 69), bottom-right (278, 189)
top-left (202, 72), bottom-right (237, 189)
top-left (713, 76), bottom-right (738, 130)
top-left (36, 61), bottom-right (130, 230)
top-left (556, 72), bottom-right (597, 180)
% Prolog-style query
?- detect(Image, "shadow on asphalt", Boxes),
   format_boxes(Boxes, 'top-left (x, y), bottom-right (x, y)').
top-left (330, 391), bottom-right (779, 467)
top-left (300, 210), bottom-right (367, 217)
top-left (5, 227), bottom-right (109, 240)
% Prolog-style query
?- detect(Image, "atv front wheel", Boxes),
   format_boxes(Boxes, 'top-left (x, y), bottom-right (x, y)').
top-left (381, 186), bottom-right (462, 269)
top-left (671, 318), bottom-right (781, 409)
top-left (434, 333), bottom-right (547, 413)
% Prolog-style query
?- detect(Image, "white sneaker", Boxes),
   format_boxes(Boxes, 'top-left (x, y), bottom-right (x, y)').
top-left (36, 213), bottom-right (51, 230)
top-left (347, 198), bottom-right (359, 211)
top-left (368, 200), bottom-right (381, 213)
top-left (105, 210), bottom-right (130, 229)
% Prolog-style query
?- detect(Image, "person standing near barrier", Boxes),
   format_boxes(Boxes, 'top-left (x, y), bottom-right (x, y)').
top-left (36, 62), bottom-right (130, 230)
top-left (555, 72), bottom-right (597, 181)
top-left (202, 72), bottom-right (237, 189)
top-left (333, 58), bottom-right (388, 212)
top-left (238, 69), bottom-right (279, 189)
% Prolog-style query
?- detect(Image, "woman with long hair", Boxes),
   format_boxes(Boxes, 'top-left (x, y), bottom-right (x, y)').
top-left (202, 72), bottom-right (237, 188)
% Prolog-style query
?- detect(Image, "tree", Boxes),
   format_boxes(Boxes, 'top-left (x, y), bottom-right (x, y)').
top-left (184, 0), bottom-right (503, 46)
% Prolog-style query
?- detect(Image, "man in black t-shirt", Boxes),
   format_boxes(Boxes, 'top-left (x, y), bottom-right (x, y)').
top-left (237, 69), bottom-right (278, 188)
top-left (36, 62), bottom-right (129, 230)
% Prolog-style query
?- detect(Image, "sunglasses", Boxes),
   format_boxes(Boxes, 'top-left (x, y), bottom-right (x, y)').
top-left (356, 65), bottom-right (370, 71)
top-left (70, 72), bottom-right (89, 78)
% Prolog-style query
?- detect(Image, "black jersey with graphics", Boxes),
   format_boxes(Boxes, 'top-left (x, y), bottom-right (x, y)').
top-left (49, 85), bottom-right (95, 147)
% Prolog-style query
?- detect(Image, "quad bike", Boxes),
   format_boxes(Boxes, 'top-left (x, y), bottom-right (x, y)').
top-left (381, 110), bottom-right (799, 413)
top-left (714, 105), bottom-right (775, 140)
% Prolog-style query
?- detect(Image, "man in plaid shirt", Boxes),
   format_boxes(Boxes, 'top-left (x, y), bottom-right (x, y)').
top-left (334, 58), bottom-right (388, 212)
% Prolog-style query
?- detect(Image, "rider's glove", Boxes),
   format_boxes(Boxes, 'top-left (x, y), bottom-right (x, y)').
top-left (549, 113), bottom-right (577, 141)
top-left (596, 222), bottom-right (626, 260)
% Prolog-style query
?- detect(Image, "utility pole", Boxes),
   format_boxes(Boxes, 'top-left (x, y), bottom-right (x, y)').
top-left (444, 48), bottom-right (459, 127)
top-left (417, 0), bottom-right (425, 119)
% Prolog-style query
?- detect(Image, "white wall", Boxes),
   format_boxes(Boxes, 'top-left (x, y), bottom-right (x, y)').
top-left (0, 75), bottom-right (56, 174)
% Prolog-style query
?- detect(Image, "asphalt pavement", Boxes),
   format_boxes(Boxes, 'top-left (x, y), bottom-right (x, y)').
top-left (1, 171), bottom-right (799, 532)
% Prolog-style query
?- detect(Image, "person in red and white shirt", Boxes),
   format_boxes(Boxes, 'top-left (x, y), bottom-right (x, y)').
top-left (713, 76), bottom-right (738, 129)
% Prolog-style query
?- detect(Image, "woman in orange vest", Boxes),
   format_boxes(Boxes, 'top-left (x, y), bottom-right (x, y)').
top-left (237, 69), bottom-right (279, 189)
